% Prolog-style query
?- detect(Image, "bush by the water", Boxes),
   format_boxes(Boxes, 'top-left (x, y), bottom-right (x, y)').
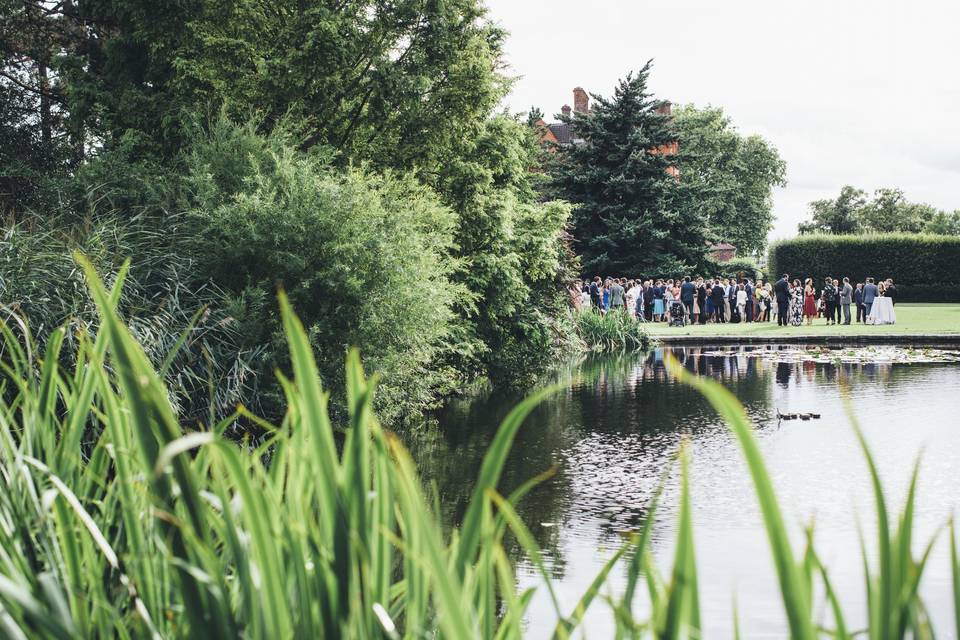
top-left (574, 309), bottom-right (650, 351)
top-left (182, 120), bottom-right (466, 421)
top-left (0, 215), bottom-right (258, 421)
top-left (768, 234), bottom-right (960, 301)
top-left (0, 265), bottom-right (955, 639)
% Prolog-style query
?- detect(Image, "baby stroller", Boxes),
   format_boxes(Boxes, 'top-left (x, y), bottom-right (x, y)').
top-left (668, 300), bottom-right (686, 327)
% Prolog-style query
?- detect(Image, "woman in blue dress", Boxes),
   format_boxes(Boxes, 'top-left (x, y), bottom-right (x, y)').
top-left (652, 280), bottom-right (666, 321)
top-left (602, 280), bottom-right (611, 313)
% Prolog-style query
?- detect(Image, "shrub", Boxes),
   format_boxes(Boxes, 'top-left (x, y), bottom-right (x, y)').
top-left (183, 120), bottom-right (467, 421)
top-left (767, 234), bottom-right (960, 302)
top-left (0, 215), bottom-right (258, 422)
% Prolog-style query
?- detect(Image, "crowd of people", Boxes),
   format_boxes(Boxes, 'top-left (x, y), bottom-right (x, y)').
top-left (571, 274), bottom-right (899, 327)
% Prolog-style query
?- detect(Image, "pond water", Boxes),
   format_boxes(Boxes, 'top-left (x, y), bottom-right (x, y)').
top-left (407, 345), bottom-right (960, 638)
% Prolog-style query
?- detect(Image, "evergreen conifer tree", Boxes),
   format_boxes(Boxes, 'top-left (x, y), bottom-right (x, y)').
top-left (549, 62), bottom-right (708, 275)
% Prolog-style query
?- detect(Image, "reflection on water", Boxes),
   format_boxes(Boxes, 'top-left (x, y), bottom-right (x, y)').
top-left (405, 345), bottom-right (960, 637)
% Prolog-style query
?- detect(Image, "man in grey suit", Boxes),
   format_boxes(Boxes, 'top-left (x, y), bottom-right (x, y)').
top-left (863, 277), bottom-right (879, 318)
top-left (840, 277), bottom-right (854, 325)
top-left (608, 279), bottom-right (625, 310)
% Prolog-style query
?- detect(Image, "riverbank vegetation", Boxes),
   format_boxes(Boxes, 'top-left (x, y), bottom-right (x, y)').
top-left (0, 267), bottom-right (957, 638)
top-left (574, 308), bottom-right (651, 352)
top-left (1, 1), bottom-right (579, 422)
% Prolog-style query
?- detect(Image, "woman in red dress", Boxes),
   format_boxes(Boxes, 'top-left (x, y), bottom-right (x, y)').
top-left (803, 278), bottom-right (817, 325)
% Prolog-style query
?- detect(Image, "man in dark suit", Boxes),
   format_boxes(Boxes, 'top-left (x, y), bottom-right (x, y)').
top-left (885, 279), bottom-right (898, 305)
top-left (696, 279), bottom-right (708, 324)
top-left (863, 277), bottom-right (879, 317)
top-left (744, 279), bottom-right (754, 322)
top-left (855, 283), bottom-right (866, 323)
top-left (680, 276), bottom-right (696, 319)
top-left (711, 281), bottom-right (726, 323)
top-left (589, 276), bottom-right (602, 311)
top-left (642, 280), bottom-right (654, 321)
top-left (774, 274), bottom-right (790, 326)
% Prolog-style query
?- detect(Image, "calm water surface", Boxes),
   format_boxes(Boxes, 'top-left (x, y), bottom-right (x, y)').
top-left (407, 345), bottom-right (960, 638)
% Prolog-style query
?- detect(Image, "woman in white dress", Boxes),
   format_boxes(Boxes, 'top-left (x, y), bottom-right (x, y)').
top-left (625, 281), bottom-right (639, 318)
top-left (735, 284), bottom-right (747, 321)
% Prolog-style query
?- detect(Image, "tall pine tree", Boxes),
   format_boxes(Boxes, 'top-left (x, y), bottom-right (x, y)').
top-left (549, 62), bottom-right (707, 276)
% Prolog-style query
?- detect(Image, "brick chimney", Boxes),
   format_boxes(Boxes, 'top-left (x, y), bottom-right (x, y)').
top-left (573, 87), bottom-right (589, 114)
top-left (561, 104), bottom-right (572, 119)
top-left (655, 100), bottom-right (673, 116)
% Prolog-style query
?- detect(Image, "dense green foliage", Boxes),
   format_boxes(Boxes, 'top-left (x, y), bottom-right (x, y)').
top-left (181, 119), bottom-right (466, 420)
top-left (1, 0), bottom-right (578, 420)
top-left (798, 186), bottom-right (958, 235)
top-left (0, 214), bottom-right (257, 421)
top-left (548, 62), bottom-right (708, 276)
top-left (0, 267), bottom-right (955, 638)
top-left (0, 0), bottom-right (505, 169)
top-left (436, 115), bottom-right (576, 385)
top-left (768, 234), bottom-right (960, 301)
top-left (672, 105), bottom-right (787, 256)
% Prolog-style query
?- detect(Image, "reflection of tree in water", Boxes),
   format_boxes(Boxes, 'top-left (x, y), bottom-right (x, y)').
top-left (409, 349), bottom-right (958, 585)
top-left (566, 348), bottom-right (777, 540)
top-left (403, 389), bottom-right (577, 575)
top-left (405, 347), bottom-right (782, 573)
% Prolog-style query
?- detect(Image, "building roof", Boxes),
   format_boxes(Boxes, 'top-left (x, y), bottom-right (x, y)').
top-left (547, 122), bottom-right (573, 145)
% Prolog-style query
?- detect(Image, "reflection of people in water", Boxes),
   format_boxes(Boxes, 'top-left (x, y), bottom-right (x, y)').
top-left (776, 361), bottom-right (792, 386)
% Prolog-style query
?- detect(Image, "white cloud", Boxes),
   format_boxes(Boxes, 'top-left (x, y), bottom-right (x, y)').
top-left (484, 0), bottom-right (960, 239)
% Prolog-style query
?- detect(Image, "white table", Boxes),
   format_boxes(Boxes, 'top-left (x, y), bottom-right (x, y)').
top-left (867, 297), bottom-right (896, 325)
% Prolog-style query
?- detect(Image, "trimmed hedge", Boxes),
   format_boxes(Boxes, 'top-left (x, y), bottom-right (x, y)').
top-left (767, 234), bottom-right (960, 302)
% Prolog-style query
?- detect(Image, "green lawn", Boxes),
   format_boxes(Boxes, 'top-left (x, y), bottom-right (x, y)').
top-left (643, 303), bottom-right (960, 338)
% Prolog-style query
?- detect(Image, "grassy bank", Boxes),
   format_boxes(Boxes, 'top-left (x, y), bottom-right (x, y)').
top-left (644, 303), bottom-right (960, 338)
top-left (0, 263), bottom-right (958, 638)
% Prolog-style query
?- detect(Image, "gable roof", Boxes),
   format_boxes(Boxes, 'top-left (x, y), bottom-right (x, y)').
top-left (547, 122), bottom-right (573, 145)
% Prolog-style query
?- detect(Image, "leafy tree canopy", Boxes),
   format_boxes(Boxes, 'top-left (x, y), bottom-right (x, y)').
top-left (672, 104), bottom-right (786, 256)
top-left (2, 0), bottom-right (507, 174)
top-left (798, 185), bottom-right (957, 235)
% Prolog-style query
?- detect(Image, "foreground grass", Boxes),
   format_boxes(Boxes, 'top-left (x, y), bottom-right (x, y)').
top-left (0, 258), bottom-right (958, 638)
top-left (644, 303), bottom-right (960, 338)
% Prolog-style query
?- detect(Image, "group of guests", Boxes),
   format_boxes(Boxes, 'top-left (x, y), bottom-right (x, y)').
top-left (571, 274), bottom-right (898, 327)
top-left (573, 275), bottom-right (774, 324)
top-left (771, 275), bottom-right (897, 326)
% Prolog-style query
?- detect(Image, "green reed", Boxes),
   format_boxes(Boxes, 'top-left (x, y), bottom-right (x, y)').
top-left (0, 257), bottom-right (955, 638)
top-left (573, 308), bottom-right (650, 352)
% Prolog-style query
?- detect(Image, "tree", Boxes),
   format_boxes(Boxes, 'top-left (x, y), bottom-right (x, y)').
top-left (437, 115), bottom-right (573, 384)
top-left (798, 186), bottom-right (867, 234)
top-left (672, 105), bottom-right (786, 256)
top-left (798, 186), bottom-right (953, 235)
top-left (0, 0), bottom-right (86, 214)
top-left (525, 106), bottom-right (545, 127)
top-left (549, 62), bottom-right (708, 275)
top-left (923, 210), bottom-right (960, 235)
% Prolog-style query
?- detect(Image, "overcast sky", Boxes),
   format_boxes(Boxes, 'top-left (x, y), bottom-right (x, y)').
top-left (483, 0), bottom-right (960, 240)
